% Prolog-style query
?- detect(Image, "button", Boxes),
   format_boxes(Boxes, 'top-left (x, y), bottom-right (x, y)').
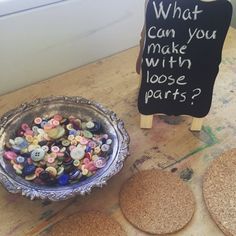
top-left (13, 164), bottom-right (23, 171)
top-left (25, 174), bottom-right (37, 181)
top-left (69, 170), bottom-right (81, 180)
top-left (70, 140), bottom-right (77, 146)
top-left (32, 126), bottom-right (39, 134)
top-left (69, 130), bottom-right (77, 136)
top-left (25, 135), bottom-right (34, 143)
top-left (47, 157), bottom-right (55, 164)
top-left (101, 144), bottom-right (110, 152)
top-left (24, 129), bottom-right (33, 136)
top-left (89, 122), bottom-right (101, 133)
top-left (83, 158), bottom-right (90, 164)
top-left (68, 135), bottom-right (75, 141)
top-left (73, 160), bottom-right (80, 167)
top-left (47, 126), bottom-right (65, 139)
top-left (85, 162), bottom-right (97, 172)
top-left (52, 119), bottom-right (60, 127)
top-left (66, 124), bottom-right (73, 131)
top-left (21, 123), bottom-right (30, 131)
top-left (57, 152), bottom-right (64, 157)
top-left (63, 157), bottom-right (73, 166)
top-left (22, 164), bottom-right (36, 176)
top-left (9, 139), bottom-right (15, 145)
top-left (84, 152), bottom-right (91, 159)
top-left (32, 139), bottom-right (39, 145)
top-left (3, 151), bottom-right (17, 160)
top-left (80, 137), bottom-right (88, 145)
top-left (34, 117), bottom-right (42, 125)
top-left (41, 145), bottom-right (49, 152)
top-left (51, 146), bottom-right (60, 153)
top-left (37, 128), bottom-right (45, 135)
top-left (53, 114), bottom-right (63, 121)
top-left (45, 166), bottom-right (57, 176)
top-left (88, 141), bottom-right (97, 148)
top-left (40, 121), bottom-right (48, 128)
top-left (92, 155), bottom-right (99, 161)
top-left (86, 121), bottom-right (95, 129)
top-left (101, 138), bottom-right (107, 144)
top-left (62, 139), bottom-right (70, 147)
top-left (75, 135), bottom-right (82, 143)
top-left (15, 168), bottom-right (22, 175)
top-left (70, 147), bottom-right (85, 160)
top-left (11, 145), bottom-right (21, 153)
top-left (83, 130), bottom-right (93, 139)
top-left (14, 137), bottom-right (25, 146)
top-left (35, 167), bottom-right (44, 177)
top-left (94, 157), bottom-right (106, 168)
top-left (60, 147), bottom-right (66, 152)
top-left (94, 147), bottom-right (101, 154)
top-left (16, 156), bottom-right (25, 164)
top-left (102, 134), bottom-right (109, 139)
top-left (57, 166), bottom-right (64, 176)
top-left (58, 174), bottom-right (69, 186)
top-left (31, 148), bottom-right (45, 162)
top-left (44, 123), bottom-right (53, 130)
top-left (81, 167), bottom-right (89, 176)
top-left (77, 144), bottom-right (86, 151)
top-left (39, 170), bottom-right (50, 181)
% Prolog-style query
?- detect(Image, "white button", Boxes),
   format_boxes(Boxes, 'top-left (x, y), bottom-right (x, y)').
top-left (70, 147), bottom-right (85, 160)
top-left (31, 148), bottom-right (45, 161)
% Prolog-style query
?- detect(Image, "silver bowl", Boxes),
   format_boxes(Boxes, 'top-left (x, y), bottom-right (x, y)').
top-left (0, 96), bottom-right (129, 201)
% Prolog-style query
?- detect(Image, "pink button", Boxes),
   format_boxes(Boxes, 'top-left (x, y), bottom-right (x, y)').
top-left (3, 151), bottom-right (17, 160)
top-left (57, 152), bottom-right (64, 157)
top-left (80, 137), bottom-right (88, 145)
top-left (53, 114), bottom-right (63, 121)
top-left (34, 117), bottom-right (42, 125)
top-left (24, 129), bottom-right (33, 136)
top-left (83, 158), bottom-right (90, 164)
top-left (21, 123), bottom-right (30, 131)
top-left (47, 157), bottom-right (55, 164)
top-left (51, 146), bottom-right (60, 153)
top-left (85, 162), bottom-right (97, 172)
top-left (52, 119), bottom-right (60, 127)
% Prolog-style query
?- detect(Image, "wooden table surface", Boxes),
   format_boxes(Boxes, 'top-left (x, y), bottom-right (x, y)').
top-left (0, 27), bottom-right (236, 236)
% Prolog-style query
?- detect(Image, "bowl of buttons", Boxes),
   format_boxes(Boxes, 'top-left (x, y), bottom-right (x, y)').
top-left (0, 96), bottom-right (129, 201)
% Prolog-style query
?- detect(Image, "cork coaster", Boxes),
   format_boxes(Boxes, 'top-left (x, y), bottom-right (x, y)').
top-left (119, 169), bottom-right (195, 235)
top-left (48, 211), bottom-right (126, 236)
top-left (203, 149), bottom-right (236, 236)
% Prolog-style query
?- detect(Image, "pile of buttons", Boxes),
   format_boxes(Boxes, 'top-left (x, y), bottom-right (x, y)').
top-left (3, 114), bottom-right (112, 186)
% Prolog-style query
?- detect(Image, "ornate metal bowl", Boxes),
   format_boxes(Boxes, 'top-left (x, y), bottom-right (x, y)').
top-left (0, 96), bottom-right (129, 201)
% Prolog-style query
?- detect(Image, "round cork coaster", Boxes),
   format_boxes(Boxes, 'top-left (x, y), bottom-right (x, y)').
top-left (119, 169), bottom-right (195, 235)
top-left (203, 149), bottom-right (236, 236)
top-left (48, 211), bottom-right (126, 236)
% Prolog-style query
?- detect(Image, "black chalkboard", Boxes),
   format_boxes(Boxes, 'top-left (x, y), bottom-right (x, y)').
top-left (138, 0), bottom-right (232, 117)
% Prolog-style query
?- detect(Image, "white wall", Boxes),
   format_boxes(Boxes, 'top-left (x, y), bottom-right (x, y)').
top-left (0, 0), bottom-right (144, 95)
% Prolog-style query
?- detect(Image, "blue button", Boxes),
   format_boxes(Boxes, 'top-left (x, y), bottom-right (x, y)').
top-left (16, 156), bottom-right (25, 164)
top-left (69, 170), bottom-right (81, 180)
top-left (58, 174), bottom-right (69, 186)
top-left (22, 164), bottom-right (36, 176)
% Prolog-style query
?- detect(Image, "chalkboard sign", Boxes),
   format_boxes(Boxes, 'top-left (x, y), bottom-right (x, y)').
top-left (138, 0), bottom-right (232, 117)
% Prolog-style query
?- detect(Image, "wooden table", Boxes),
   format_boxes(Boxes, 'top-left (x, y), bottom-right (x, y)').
top-left (0, 27), bottom-right (236, 236)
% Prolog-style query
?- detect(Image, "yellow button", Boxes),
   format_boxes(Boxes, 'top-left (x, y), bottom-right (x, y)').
top-left (45, 166), bottom-right (57, 176)
top-left (25, 135), bottom-right (33, 143)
